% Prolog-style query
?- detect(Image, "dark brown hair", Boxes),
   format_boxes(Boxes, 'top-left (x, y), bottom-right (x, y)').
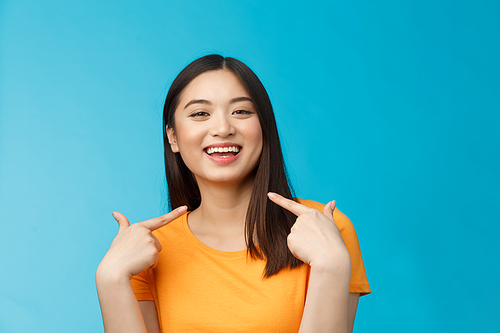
top-left (163, 54), bottom-right (302, 277)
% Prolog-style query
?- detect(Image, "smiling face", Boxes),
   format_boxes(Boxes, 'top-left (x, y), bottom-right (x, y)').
top-left (167, 69), bottom-right (263, 187)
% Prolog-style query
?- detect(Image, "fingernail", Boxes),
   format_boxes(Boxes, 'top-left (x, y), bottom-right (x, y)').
top-left (331, 201), bottom-right (336, 210)
top-left (268, 192), bottom-right (277, 199)
top-left (177, 206), bottom-right (187, 213)
top-left (112, 212), bottom-right (119, 221)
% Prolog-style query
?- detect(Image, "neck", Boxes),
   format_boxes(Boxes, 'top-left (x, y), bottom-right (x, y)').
top-left (191, 176), bottom-right (255, 230)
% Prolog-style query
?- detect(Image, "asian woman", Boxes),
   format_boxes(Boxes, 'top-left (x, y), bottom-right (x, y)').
top-left (96, 54), bottom-right (370, 333)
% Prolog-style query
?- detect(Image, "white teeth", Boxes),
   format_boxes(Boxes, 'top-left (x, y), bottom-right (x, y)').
top-left (206, 146), bottom-right (240, 155)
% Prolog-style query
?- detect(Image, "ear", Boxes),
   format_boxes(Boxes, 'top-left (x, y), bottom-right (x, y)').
top-left (166, 126), bottom-right (179, 153)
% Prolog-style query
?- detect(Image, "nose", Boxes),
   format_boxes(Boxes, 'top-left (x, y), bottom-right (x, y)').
top-left (209, 112), bottom-right (235, 138)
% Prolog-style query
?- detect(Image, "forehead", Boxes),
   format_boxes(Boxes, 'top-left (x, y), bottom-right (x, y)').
top-left (179, 69), bottom-right (250, 103)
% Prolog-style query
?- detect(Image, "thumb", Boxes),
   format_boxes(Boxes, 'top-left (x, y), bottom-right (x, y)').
top-left (112, 212), bottom-right (130, 233)
top-left (322, 200), bottom-right (336, 221)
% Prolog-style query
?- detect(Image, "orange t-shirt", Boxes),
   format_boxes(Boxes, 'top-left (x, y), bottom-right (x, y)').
top-left (131, 199), bottom-right (371, 332)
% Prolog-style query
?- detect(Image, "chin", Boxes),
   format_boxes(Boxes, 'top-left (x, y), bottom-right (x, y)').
top-left (198, 171), bottom-right (257, 187)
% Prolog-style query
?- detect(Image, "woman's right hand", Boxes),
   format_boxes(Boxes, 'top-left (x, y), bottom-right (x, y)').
top-left (97, 206), bottom-right (188, 281)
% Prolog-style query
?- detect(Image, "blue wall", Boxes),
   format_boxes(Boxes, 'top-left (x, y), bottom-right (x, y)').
top-left (0, 1), bottom-right (498, 332)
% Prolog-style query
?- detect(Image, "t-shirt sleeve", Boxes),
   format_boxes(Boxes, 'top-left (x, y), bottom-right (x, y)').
top-left (333, 209), bottom-right (371, 296)
top-left (299, 199), bottom-right (371, 296)
top-left (130, 269), bottom-right (155, 301)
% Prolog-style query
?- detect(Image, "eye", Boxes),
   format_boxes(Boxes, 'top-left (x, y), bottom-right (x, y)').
top-left (232, 110), bottom-right (253, 115)
top-left (189, 111), bottom-right (210, 118)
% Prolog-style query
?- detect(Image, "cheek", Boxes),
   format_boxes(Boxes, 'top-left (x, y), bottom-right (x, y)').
top-left (249, 122), bottom-right (263, 151)
top-left (175, 123), bottom-right (201, 148)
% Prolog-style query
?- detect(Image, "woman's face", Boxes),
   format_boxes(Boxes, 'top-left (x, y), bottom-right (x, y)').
top-left (167, 69), bottom-right (263, 186)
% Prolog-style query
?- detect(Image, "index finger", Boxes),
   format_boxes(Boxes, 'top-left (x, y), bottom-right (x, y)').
top-left (267, 192), bottom-right (314, 216)
top-left (139, 205), bottom-right (188, 231)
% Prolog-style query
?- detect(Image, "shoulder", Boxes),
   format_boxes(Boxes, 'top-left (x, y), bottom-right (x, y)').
top-left (296, 198), bottom-right (355, 234)
top-left (152, 212), bottom-right (186, 240)
top-left (297, 198), bottom-right (371, 295)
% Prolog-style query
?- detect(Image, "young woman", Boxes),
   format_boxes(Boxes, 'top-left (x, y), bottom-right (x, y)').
top-left (96, 54), bottom-right (370, 333)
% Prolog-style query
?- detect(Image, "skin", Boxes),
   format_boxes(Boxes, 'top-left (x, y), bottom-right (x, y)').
top-left (96, 69), bottom-right (359, 333)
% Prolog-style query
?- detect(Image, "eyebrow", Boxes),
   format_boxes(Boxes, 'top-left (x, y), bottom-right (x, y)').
top-left (230, 96), bottom-right (253, 104)
top-left (184, 99), bottom-right (212, 109)
top-left (183, 96), bottom-right (253, 109)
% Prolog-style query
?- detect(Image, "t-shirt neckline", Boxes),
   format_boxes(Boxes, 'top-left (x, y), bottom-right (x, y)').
top-left (181, 212), bottom-right (249, 259)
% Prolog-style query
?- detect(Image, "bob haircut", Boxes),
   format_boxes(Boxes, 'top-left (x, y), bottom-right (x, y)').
top-left (162, 54), bottom-right (302, 277)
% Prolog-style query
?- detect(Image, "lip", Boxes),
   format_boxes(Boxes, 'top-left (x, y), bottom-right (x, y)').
top-left (206, 153), bottom-right (240, 164)
top-left (204, 142), bottom-right (242, 165)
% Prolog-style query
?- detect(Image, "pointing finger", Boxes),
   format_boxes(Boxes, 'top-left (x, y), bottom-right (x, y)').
top-left (139, 206), bottom-right (188, 231)
top-left (113, 212), bottom-right (130, 233)
top-left (267, 192), bottom-right (314, 216)
top-left (322, 200), bottom-right (336, 222)
top-left (152, 234), bottom-right (162, 252)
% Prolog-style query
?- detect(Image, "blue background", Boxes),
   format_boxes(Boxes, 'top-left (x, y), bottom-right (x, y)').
top-left (1, 0), bottom-right (499, 332)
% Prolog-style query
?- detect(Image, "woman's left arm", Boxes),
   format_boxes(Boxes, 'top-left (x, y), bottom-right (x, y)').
top-left (268, 193), bottom-right (356, 333)
top-left (348, 293), bottom-right (360, 332)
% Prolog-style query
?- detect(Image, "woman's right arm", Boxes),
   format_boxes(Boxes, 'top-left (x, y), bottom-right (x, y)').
top-left (96, 207), bottom-right (187, 333)
top-left (96, 267), bottom-right (151, 333)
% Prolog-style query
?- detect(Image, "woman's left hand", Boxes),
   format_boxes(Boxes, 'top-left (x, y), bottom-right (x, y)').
top-left (267, 192), bottom-right (350, 269)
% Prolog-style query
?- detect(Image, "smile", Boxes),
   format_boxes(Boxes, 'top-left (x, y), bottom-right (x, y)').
top-left (204, 144), bottom-right (242, 164)
top-left (205, 146), bottom-right (240, 155)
